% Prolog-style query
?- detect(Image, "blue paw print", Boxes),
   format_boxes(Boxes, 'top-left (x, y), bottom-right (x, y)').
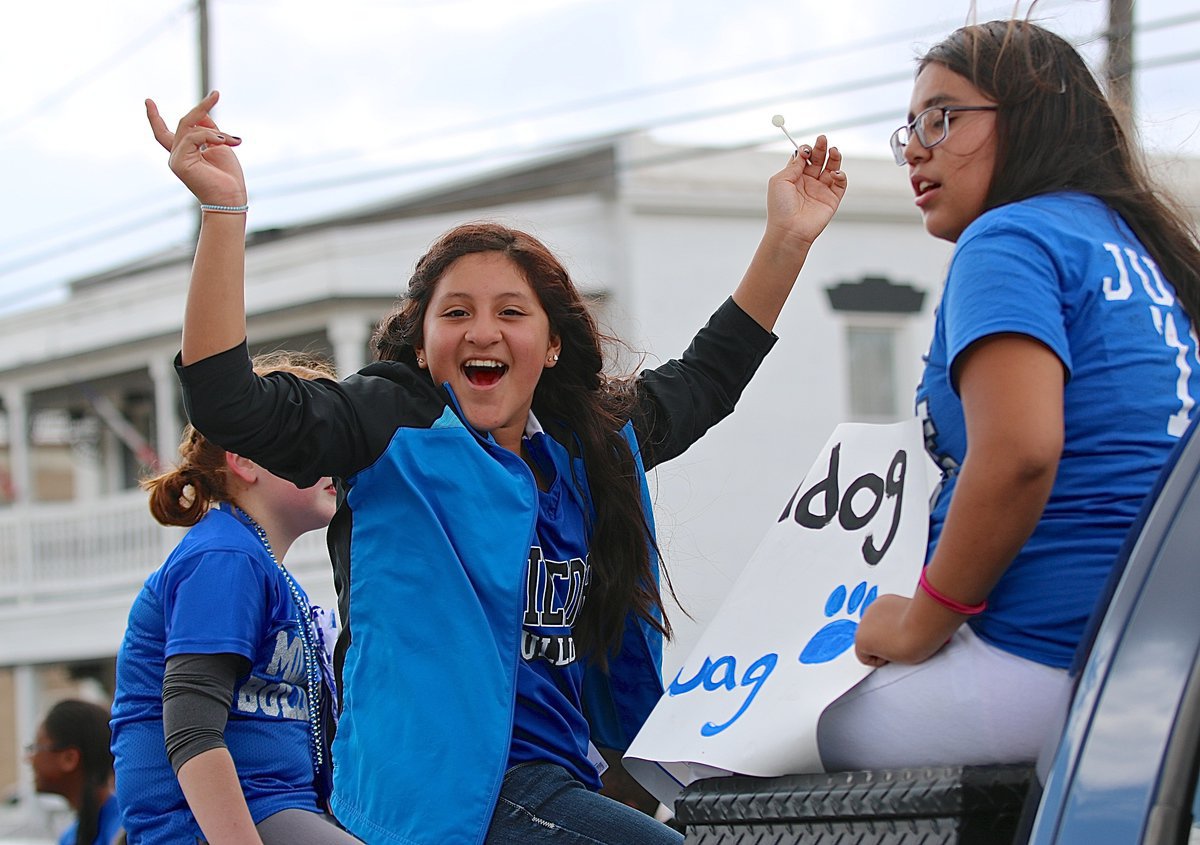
top-left (798, 581), bottom-right (878, 665)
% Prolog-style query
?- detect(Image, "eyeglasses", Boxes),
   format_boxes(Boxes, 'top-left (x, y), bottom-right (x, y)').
top-left (23, 742), bottom-right (61, 755)
top-left (889, 105), bottom-right (998, 165)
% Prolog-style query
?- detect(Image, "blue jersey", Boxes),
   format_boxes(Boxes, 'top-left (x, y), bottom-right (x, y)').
top-left (507, 424), bottom-right (599, 788)
top-left (111, 506), bottom-right (322, 842)
top-left (57, 794), bottom-right (122, 845)
top-left (916, 192), bottom-right (1199, 668)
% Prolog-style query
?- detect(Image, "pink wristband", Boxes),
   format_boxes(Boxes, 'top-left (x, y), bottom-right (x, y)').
top-left (919, 569), bottom-right (987, 615)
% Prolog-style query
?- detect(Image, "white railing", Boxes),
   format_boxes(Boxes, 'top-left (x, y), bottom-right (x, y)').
top-left (0, 492), bottom-right (333, 607)
top-left (0, 491), bottom-right (161, 602)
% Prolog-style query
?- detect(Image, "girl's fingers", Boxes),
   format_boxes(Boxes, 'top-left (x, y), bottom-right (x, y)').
top-left (149, 92), bottom-right (232, 154)
top-left (145, 99), bottom-right (175, 152)
top-left (170, 91), bottom-right (224, 145)
top-left (174, 90), bottom-right (221, 132)
top-left (175, 126), bottom-right (241, 155)
top-left (786, 136), bottom-right (840, 176)
top-left (786, 136), bottom-right (846, 186)
top-left (807, 134), bottom-right (829, 171)
top-left (823, 147), bottom-right (846, 187)
top-left (854, 644), bottom-right (887, 667)
top-left (825, 145), bottom-right (843, 175)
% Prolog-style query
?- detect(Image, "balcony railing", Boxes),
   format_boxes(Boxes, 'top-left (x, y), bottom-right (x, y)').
top-left (0, 492), bottom-right (331, 607)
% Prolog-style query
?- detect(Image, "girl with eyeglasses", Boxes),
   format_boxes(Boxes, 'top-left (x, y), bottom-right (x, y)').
top-left (27, 700), bottom-right (122, 845)
top-left (818, 19), bottom-right (1200, 770)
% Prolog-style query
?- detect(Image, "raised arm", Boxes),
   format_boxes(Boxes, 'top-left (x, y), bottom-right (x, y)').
top-left (146, 91), bottom-right (249, 364)
top-left (732, 135), bottom-right (847, 332)
top-left (629, 139), bottom-right (846, 465)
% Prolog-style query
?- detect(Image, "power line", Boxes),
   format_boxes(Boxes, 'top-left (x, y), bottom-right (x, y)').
top-left (251, 0), bottom-right (1065, 183)
top-left (237, 6), bottom-right (1200, 201)
top-left (0, 8), bottom-right (927, 262)
top-left (1137, 11), bottom-right (1200, 34)
top-left (1136, 48), bottom-right (1200, 72)
top-left (3, 1), bottom-right (1198, 303)
top-left (0, 105), bottom-right (902, 310)
top-left (247, 72), bottom-right (911, 202)
top-left (0, 0), bottom-right (1169, 226)
top-left (0, 57), bottom-right (914, 290)
top-left (21, 2), bottom-right (1195, 268)
top-left (0, 200), bottom-right (190, 281)
top-left (0, 0), bottom-right (1033, 258)
top-left (0, 4), bottom-right (192, 141)
top-left (0, 1), bottom-right (924, 252)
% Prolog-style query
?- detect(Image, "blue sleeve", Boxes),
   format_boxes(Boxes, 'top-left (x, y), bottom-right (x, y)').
top-left (159, 551), bottom-right (271, 661)
top-left (943, 218), bottom-right (1073, 391)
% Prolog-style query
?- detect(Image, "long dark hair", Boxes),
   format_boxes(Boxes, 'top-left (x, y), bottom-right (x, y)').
top-left (372, 222), bottom-right (672, 661)
top-left (920, 19), bottom-right (1200, 324)
top-left (42, 700), bottom-right (113, 845)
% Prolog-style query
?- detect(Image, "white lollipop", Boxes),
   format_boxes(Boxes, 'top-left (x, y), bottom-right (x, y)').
top-left (772, 114), bottom-right (800, 151)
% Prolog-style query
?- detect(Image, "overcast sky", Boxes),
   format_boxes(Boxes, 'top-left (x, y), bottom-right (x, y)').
top-left (1, 0), bottom-right (1197, 312)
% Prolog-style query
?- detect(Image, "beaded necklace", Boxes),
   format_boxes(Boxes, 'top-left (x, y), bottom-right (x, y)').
top-left (234, 507), bottom-right (326, 781)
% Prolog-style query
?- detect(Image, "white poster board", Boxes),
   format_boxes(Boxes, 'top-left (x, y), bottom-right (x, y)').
top-left (625, 419), bottom-right (932, 807)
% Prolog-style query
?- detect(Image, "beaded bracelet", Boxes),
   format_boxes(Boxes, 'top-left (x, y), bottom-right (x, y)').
top-left (919, 568), bottom-right (987, 615)
top-left (200, 203), bottom-right (249, 214)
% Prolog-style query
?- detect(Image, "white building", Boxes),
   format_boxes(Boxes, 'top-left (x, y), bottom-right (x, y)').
top-left (10, 132), bottom-right (1187, 834)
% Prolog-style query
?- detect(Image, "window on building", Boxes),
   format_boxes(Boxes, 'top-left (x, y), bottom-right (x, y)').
top-left (825, 275), bottom-right (927, 423)
top-left (847, 325), bottom-right (899, 420)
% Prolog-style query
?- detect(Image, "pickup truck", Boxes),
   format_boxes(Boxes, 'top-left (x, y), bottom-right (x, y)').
top-left (672, 419), bottom-right (1200, 844)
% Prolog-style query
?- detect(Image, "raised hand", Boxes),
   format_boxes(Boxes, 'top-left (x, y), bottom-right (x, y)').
top-left (765, 134), bottom-right (847, 253)
top-left (728, 134), bottom-right (849, 330)
top-left (146, 91), bottom-right (247, 208)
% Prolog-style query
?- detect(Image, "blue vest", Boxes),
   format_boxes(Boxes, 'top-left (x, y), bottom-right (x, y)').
top-left (328, 407), bottom-right (662, 845)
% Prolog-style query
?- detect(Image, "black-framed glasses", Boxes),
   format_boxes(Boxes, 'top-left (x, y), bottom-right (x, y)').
top-left (889, 105), bottom-right (998, 165)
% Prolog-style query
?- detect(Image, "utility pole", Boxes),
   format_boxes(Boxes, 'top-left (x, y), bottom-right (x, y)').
top-left (1105, 0), bottom-right (1134, 128)
top-left (195, 0), bottom-right (211, 238)
top-left (199, 0), bottom-right (211, 99)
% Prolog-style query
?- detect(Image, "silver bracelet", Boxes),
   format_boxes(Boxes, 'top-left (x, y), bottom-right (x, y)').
top-left (199, 203), bottom-right (249, 214)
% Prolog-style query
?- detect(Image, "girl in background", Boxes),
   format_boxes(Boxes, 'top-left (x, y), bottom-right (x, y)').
top-left (110, 352), bottom-right (361, 844)
top-left (27, 699), bottom-right (121, 845)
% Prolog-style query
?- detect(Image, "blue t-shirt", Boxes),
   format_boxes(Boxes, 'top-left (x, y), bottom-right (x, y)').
top-left (110, 506), bottom-right (322, 842)
top-left (916, 192), bottom-right (1199, 668)
top-left (58, 794), bottom-right (122, 845)
top-left (506, 428), bottom-right (600, 789)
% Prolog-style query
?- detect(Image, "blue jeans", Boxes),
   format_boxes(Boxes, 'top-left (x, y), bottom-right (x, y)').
top-left (485, 762), bottom-right (683, 845)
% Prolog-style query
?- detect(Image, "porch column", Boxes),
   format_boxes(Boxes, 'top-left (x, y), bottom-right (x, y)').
top-left (328, 313), bottom-right (369, 377)
top-left (12, 664), bottom-right (46, 830)
top-left (150, 355), bottom-right (183, 467)
top-left (3, 386), bottom-right (31, 506)
top-left (3, 388), bottom-right (35, 611)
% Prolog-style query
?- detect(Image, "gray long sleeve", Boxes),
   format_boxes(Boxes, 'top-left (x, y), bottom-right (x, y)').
top-left (162, 652), bottom-right (250, 774)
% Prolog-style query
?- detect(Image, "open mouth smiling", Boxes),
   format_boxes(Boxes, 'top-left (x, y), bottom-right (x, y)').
top-left (464, 359), bottom-right (507, 387)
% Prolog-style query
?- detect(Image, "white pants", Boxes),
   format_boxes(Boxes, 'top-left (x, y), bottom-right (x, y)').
top-left (817, 625), bottom-right (1071, 771)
